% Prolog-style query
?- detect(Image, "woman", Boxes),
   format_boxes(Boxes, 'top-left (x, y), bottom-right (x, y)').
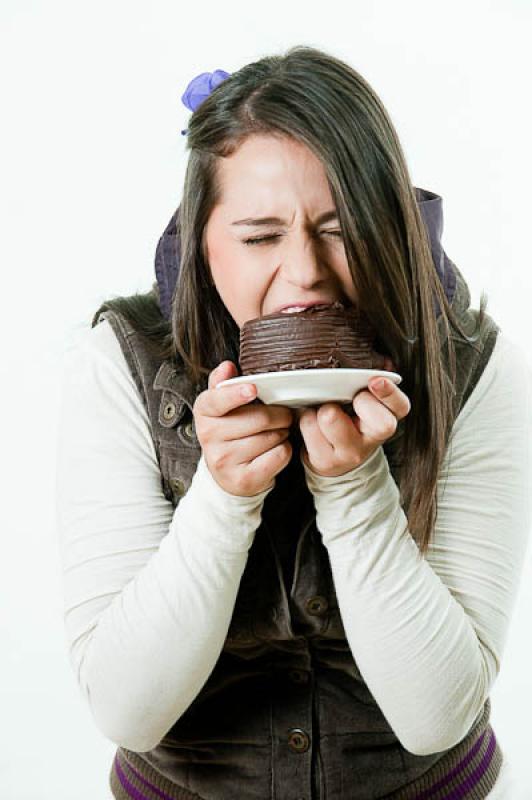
top-left (56, 46), bottom-right (530, 798)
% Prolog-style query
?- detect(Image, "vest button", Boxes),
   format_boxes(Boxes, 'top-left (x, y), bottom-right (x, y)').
top-left (287, 728), bottom-right (310, 753)
top-left (163, 401), bottom-right (177, 421)
top-left (288, 669), bottom-right (309, 685)
top-left (170, 477), bottom-right (186, 496)
top-left (183, 420), bottom-right (196, 440)
top-left (306, 595), bottom-right (328, 615)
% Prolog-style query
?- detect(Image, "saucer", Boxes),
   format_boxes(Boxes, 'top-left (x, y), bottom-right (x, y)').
top-left (217, 369), bottom-right (402, 409)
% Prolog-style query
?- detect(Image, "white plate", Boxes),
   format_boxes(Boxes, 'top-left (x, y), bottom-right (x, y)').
top-left (217, 369), bottom-right (402, 409)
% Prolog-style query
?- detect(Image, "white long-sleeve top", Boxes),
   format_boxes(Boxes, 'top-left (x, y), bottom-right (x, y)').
top-left (55, 318), bottom-right (531, 797)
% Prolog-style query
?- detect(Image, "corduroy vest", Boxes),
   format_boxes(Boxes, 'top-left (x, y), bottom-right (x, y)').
top-left (92, 259), bottom-right (502, 800)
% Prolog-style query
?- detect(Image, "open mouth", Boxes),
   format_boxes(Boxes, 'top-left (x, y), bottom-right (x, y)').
top-left (279, 301), bottom-right (345, 314)
top-left (280, 306), bottom-right (316, 313)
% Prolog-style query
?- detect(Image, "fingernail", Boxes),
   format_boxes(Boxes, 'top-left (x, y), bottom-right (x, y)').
top-left (241, 385), bottom-right (255, 398)
top-left (372, 378), bottom-right (385, 391)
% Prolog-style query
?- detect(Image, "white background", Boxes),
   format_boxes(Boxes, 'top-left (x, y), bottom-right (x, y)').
top-left (1, 1), bottom-right (531, 798)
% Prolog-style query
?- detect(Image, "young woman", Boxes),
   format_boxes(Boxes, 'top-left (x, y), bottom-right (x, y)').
top-left (56, 46), bottom-right (530, 798)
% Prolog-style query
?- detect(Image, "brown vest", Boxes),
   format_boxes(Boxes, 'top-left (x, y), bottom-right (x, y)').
top-left (93, 261), bottom-right (503, 800)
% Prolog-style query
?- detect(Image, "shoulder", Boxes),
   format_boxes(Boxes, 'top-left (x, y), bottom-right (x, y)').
top-left (59, 317), bottom-right (147, 416)
top-left (63, 316), bottom-right (134, 376)
top-left (57, 317), bottom-right (160, 471)
top-left (453, 331), bottom-right (532, 432)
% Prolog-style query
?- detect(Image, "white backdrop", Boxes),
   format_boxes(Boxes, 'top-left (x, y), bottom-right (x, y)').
top-left (1, 1), bottom-right (530, 798)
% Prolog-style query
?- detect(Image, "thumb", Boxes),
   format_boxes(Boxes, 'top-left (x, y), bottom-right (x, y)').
top-left (208, 360), bottom-right (238, 390)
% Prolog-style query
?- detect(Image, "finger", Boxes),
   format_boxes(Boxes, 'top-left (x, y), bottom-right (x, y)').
top-left (226, 426), bottom-right (292, 464)
top-left (353, 390), bottom-right (399, 441)
top-left (298, 407), bottom-right (334, 459)
top-left (316, 402), bottom-right (362, 452)
top-left (199, 362), bottom-right (257, 418)
top-left (219, 404), bottom-right (294, 441)
top-left (201, 361), bottom-right (294, 437)
top-left (367, 377), bottom-right (411, 419)
top-left (208, 360), bottom-right (238, 390)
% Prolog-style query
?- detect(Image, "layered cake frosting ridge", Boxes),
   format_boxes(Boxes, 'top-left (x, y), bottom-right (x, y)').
top-left (239, 301), bottom-right (380, 376)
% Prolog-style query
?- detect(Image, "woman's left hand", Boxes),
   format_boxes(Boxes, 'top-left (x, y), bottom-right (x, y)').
top-left (298, 357), bottom-right (411, 478)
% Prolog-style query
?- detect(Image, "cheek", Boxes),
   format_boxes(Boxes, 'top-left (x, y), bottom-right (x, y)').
top-left (208, 240), bottom-right (242, 302)
top-left (336, 259), bottom-right (357, 305)
top-left (344, 280), bottom-right (358, 306)
top-left (210, 256), bottom-right (269, 327)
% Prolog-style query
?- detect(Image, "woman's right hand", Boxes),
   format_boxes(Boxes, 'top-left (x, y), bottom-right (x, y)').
top-left (193, 361), bottom-right (294, 497)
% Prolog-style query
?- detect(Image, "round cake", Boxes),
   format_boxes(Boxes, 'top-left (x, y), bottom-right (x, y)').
top-left (239, 301), bottom-right (384, 376)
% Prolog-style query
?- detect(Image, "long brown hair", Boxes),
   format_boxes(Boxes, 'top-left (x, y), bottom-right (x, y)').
top-left (98, 45), bottom-right (488, 556)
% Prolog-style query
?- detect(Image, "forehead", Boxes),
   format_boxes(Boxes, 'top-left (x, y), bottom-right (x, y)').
top-left (216, 134), bottom-right (333, 210)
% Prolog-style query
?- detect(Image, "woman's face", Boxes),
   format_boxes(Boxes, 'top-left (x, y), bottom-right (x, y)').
top-left (203, 134), bottom-right (357, 328)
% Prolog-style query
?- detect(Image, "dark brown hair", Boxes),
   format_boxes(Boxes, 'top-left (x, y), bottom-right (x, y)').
top-left (97, 45), bottom-right (488, 556)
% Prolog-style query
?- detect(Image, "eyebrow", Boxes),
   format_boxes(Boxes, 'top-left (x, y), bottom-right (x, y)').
top-left (231, 210), bottom-right (339, 227)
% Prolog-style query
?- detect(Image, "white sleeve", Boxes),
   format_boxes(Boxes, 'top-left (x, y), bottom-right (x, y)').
top-left (55, 318), bottom-right (274, 753)
top-left (302, 332), bottom-right (532, 757)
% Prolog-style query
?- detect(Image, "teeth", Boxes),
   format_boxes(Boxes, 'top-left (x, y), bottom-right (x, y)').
top-left (281, 306), bottom-right (308, 313)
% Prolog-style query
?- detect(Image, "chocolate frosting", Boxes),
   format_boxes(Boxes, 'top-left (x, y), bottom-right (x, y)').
top-left (239, 301), bottom-right (381, 375)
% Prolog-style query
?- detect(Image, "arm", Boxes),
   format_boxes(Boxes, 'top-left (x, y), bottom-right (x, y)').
top-left (302, 333), bottom-right (532, 756)
top-left (55, 319), bottom-right (273, 753)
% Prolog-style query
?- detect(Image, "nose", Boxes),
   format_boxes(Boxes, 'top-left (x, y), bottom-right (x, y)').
top-left (279, 231), bottom-right (329, 288)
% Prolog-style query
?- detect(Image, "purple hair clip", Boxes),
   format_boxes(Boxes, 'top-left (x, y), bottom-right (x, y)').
top-left (180, 69), bottom-right (231, 135)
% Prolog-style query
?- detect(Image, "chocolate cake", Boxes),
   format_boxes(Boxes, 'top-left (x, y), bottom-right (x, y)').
top-left (239, 301), bottom-right (383, 376)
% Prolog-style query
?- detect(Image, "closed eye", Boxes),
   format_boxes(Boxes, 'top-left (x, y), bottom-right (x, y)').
top-left (243, 231), bottom-right (343, 246)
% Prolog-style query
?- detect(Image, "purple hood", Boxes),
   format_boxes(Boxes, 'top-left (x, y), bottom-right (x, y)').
top-left (154, 186), bottom-right (456, 321)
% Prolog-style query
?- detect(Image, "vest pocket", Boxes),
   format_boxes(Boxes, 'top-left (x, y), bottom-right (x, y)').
top-left (159, 445), bottom-right (201, 506)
